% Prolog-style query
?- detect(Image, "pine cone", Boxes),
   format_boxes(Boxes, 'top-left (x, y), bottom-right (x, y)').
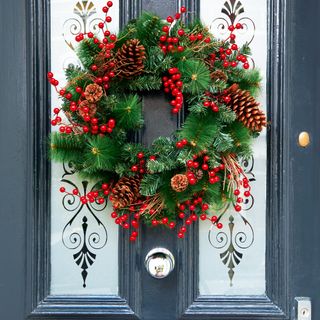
top-left (78, 100), bottom-right (97, 118)
top-left (110, 176), bottom-right (141, 209)
top-left (194, 169), bottom-right (204, 180)
top-left (84, 83), bottom-right (103, 103)
top-left (171, 174), bottom-right (189, 192)
top-left (225, 84), bottom-right (267, 132)
top-left (115, 39), bottom-right (146, 79)
top-left (211, 70), bottom-right (228, 82)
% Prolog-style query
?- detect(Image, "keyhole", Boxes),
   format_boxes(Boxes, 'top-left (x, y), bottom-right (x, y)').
top-left (301, 308), bottom-right (310, 317)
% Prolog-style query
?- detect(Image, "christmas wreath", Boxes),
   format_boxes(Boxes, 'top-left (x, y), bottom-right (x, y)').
top-left (49, 3), bottom-right (266, 241)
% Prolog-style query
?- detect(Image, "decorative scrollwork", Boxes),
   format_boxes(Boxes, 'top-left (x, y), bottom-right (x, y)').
top-left (63, 1), bottom-right (104, 51)
top-left (61, 162), bottom-right (108, 288)
top-left (210, 0), bottom-right (256, 67)
top-left (209, 214), bottom-right (254, 285)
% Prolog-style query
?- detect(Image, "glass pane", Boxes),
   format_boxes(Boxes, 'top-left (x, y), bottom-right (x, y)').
top-left (50, 0), bottom-right (120, 295)
top-left (199, 0), bottom-right (267, 295)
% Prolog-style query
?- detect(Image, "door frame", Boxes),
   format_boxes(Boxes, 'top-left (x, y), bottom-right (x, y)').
top-left (26, 0), bottom-right (292, 319)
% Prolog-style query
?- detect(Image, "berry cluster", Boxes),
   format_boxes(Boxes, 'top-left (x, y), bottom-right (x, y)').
top-left (159, 6), bottom-right (187, 54)
top-left (177, 198), bottom-right (222, 239)
top-left (232, 177), bottom-right (251, 212)
top-left (162, 67), bottom-right (184, 114)
top-left (59, 182), bottom-right (111, 205)
top-left (212, 23), bottom-right (250, 70)
top-left (131, 152), bottom-right (146, 174)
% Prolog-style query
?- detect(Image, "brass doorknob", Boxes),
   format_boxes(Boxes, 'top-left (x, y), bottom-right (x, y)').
top-left (145, 248), bottom-right (175, 279)
top-left (298, 131), bottom-right (310, 148)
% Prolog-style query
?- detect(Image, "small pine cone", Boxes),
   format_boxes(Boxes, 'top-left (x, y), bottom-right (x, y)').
top-left (194, 169), bottom-right (204, 180)
top-left (84, 83), bottom-right (103, 103)
top-left (110, 176), bottom-right (141, 209)
top-left (78, 100), bottom-right (97, 118)
top-left (171, 174), bottom-right (189, 192)
top-left (211, 69), bottom-right (228, 82)
top-left (115, 39), bottom-right (146, 79)
top-left (225, 84), bottom-right (267, 132)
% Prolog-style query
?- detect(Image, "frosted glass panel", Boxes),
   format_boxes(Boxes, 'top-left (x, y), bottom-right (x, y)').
top-left (50, 0), bottom-right (120, 295)
top-left (199, 0), bottom-right (267, 295)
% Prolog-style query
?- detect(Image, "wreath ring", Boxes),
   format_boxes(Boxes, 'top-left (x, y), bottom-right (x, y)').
top-left (49, 4), bottom-right (266, 241)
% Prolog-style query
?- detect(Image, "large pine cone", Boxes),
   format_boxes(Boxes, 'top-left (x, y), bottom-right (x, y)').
top-left (115, 39), bottom-right (146, 79)
top-left (171, 174), bottom-right (189, 192)
top-left (225, 84), bottom-right (267, 132)
top-left (110, 176), bottom-right (141, 209)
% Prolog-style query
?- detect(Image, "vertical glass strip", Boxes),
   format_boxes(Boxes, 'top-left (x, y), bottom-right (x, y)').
top-left (50, 0), bottom-right (120, 295)
top-left (199, 0), bottom-right (267, 295)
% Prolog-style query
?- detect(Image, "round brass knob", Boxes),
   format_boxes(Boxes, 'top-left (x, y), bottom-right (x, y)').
top-left (144, 248), bottom-right (175, 279)
top-left (298, 131), bottom-right (310, 148)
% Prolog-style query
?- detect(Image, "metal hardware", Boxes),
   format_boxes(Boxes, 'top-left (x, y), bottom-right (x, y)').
top-left (298, 131), bottom-right (310, 147)
top-left (145, 248), bottom-right (175, 279)
top-left (295, 297), bottom-right (311, 320)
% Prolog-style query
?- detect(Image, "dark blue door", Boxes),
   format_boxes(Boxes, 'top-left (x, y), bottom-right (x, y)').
top-left (0, 0), bottom-right (319, 319)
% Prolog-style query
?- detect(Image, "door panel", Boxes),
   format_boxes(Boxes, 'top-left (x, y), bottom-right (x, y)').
top-left (198, 0), bottom-right (267, 295)
top-left (50, 0), bottom-right (120, 295)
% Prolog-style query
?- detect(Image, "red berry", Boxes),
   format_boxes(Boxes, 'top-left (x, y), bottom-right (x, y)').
top-left (189, 178), bottom-right (196, 185)
top-left (230, 34), bottom-right (236, 40)
top-left (59, 187), bottom-right (66, 193)
top-left (160, 35), bottom-right (167, 42)
top-left (180, 6), bottom-right (187, 13)
top-left (202, 203), bottom-right (209, 211)
top-left (107, 1), bottom-right (113, 7)
top-left (235, 205), bottom-right (242, 212)
top-left (178, 212), bottom-right (185, 219)
top-left (108, 118), bottom-right (116, 128)
top-left (244, 191), bottom-right (251, 197)
top-left (236, 23), bottom-right (243, 29)
top-left (181, 226), bottom-right (187, 233)
top-left (102, 6), bottom-right (108, 13)
top-left (179, 204), bottom-right (185, 210)
top-left (202, 164), bottom-right (209, 170)
top-left (162, 217), bottom-right (168, 224)
top-left (211, 216), bottom-right (218, 223)
top-left (217, 222), bottom-right (223, 229)
top-left (234, 189), bottom-right (240, 196)
top-left (106, 16), bottom-right (112, 23)
top-left (176, 141), bottom-right (183, 148)
top-left (175, 13), bottom-right (181, 19)
top-left (228, 25), bottom-right (235, 31)
top-left (110, 34), bottom-right (117, 41)
top-left (200, 214), bottom-right (207, 221)
top-left (169, 222), bottom-right (175, 229)
top-left (185, 219), bottom-right (192, 225)
top-left (137, 152), bottom-right (144, 159)
top-left (243, 63), bottom-right (250, 69)
top-left (178, 232), bottom-right (184, 238)
top-left (51, 119), bottom-right (57, 126)
top-left (98, 22), bottom-right (104, 29)
top-left (226, 49), bottom-right (232, 55)
top-left (231, 44), bottom-right (238, 50)
top-left (162, 26), bottom-right (169, 33)
top-left (178, 29), bottom-right (185, 36)
top-left (167, 16), bottom-right (174, 23)
top-left (129, 236), bottom-right (136, 242)
top-left (132, 231), bottom-right (138, 237)
top-left (131, 165), bottom-right (138, 172)
top-left (152, 220), bottom-right (158, 226)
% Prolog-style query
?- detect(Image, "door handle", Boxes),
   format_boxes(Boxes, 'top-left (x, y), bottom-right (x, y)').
top-left (145, 248), bottom-right (175, 279)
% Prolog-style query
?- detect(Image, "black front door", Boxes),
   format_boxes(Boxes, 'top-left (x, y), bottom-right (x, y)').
top-left (1, 0), bottom-right (320, 319)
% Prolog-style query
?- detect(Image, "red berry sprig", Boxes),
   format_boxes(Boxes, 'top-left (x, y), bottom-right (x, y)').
top-left (162, 67), bottom-right (184, 114)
